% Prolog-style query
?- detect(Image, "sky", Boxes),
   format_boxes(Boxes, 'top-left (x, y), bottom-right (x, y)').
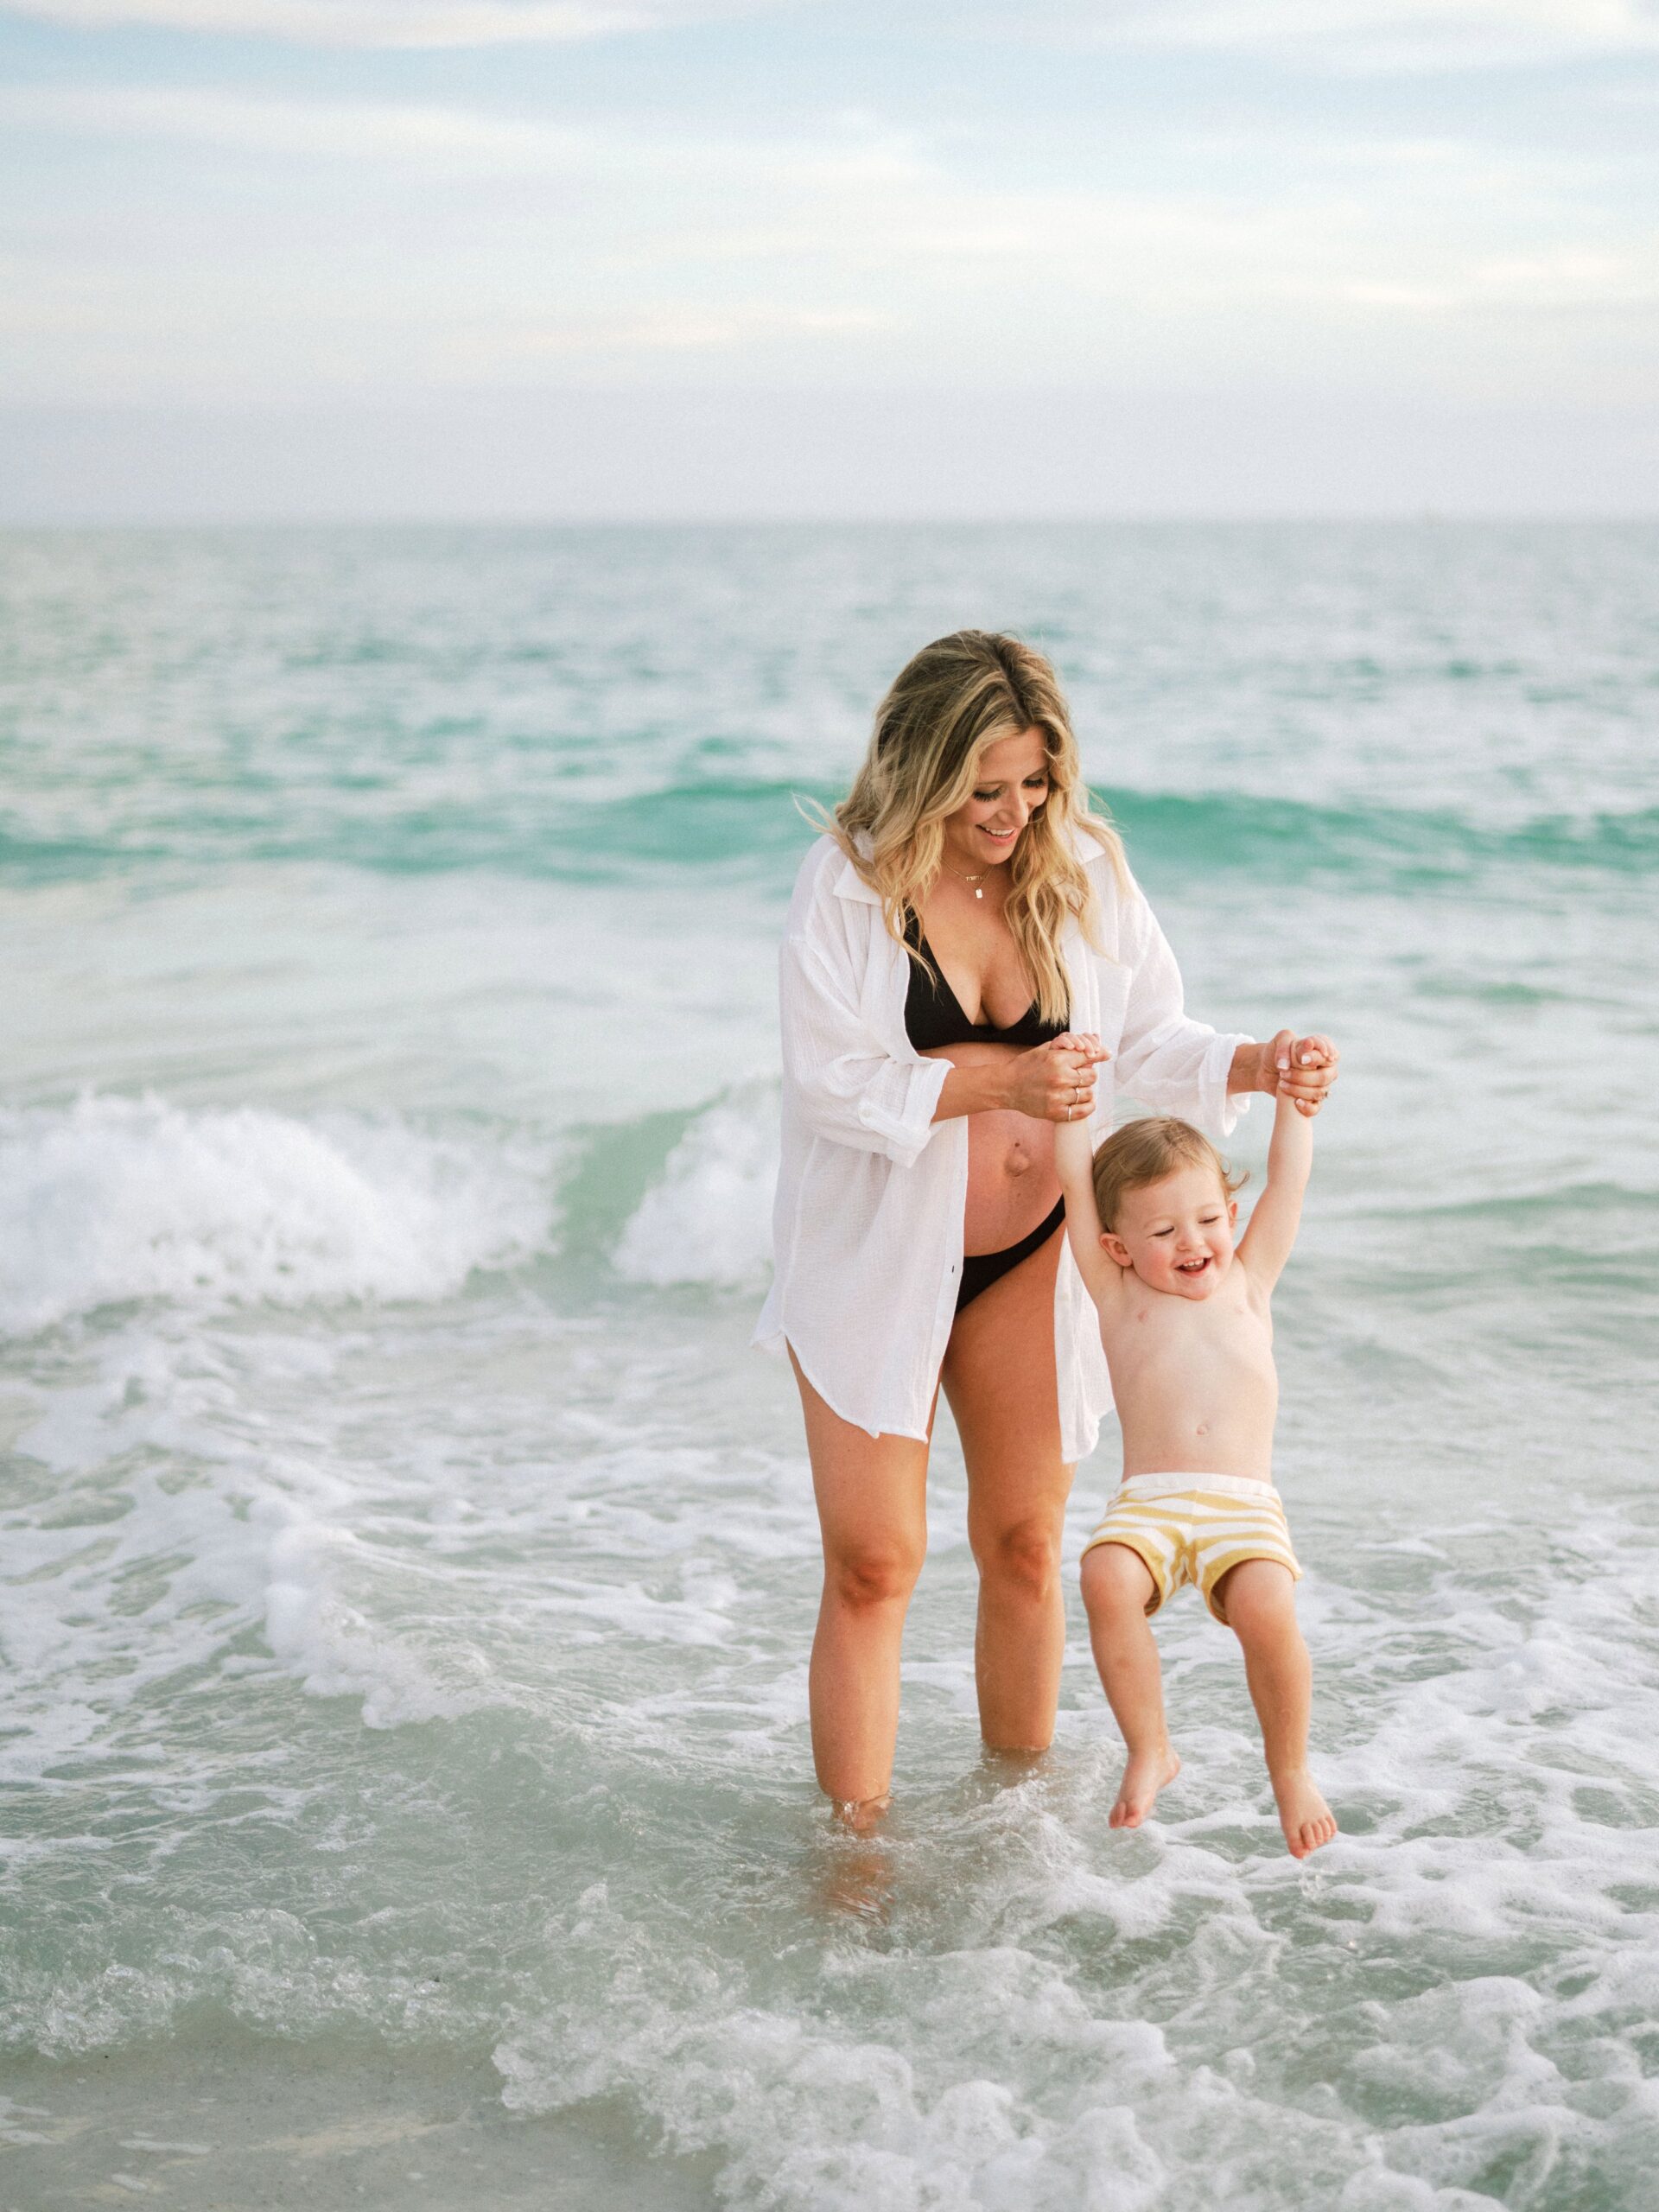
top-left (1, 1), bottom-right (1656, 519)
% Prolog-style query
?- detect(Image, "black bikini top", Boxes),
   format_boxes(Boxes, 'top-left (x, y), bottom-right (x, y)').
top-left (902, 911), bottom-right (1070, 1053)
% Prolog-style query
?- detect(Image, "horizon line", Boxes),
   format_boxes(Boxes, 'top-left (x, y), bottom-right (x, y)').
top-left (4, 509), bottom-right (1657, 530)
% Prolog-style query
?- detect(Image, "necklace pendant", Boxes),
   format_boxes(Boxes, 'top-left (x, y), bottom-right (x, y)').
top-left (974, 886), bottom-right (983, 899)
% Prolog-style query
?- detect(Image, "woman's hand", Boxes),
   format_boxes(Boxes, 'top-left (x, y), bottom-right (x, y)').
top-left (1258, 1029), bottom-right (1338, 1118)
top-left (1006, 1033), bottom-right (1108, 1122)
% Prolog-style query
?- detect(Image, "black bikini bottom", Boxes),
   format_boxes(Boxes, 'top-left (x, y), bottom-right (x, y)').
top-left (957, 1198), bottom-right (1066, 1313)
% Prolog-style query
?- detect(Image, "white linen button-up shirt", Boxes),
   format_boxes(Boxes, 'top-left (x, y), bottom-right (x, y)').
top-left (753, 830), bottom-right (1252, 1462)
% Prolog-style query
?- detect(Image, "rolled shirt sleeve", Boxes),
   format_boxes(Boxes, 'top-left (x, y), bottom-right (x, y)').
top-left (779, 933), bottom-right (950, 1166)
top-left (1109, 878), bottom-right (1253, 1140)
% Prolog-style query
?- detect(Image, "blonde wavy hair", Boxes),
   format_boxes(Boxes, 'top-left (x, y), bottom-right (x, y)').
top-left (817, 631), bottom-right (1126, 1026)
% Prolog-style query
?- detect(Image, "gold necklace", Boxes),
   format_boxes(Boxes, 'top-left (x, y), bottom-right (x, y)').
top-left (944, 860), bottom-right (994, 900)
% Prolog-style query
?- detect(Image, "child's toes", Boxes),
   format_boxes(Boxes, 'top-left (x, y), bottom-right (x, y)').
top-left (1110, 1749), bottom-right (1179, 1833)
top-left (1273, 1772), bottom-right (1334, 1857)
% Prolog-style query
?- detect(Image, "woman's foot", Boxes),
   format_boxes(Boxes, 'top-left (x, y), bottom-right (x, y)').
top-left (828, 1792), bottom-right (891, 1835)
top-left (1271, 1767), bottom-right (1337, 1858)
top-left (1110, 1743), bottom-right (1180, 1828)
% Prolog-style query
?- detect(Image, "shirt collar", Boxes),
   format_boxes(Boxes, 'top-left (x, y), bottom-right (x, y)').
top-left (832, 831), bottom-right (881, 905)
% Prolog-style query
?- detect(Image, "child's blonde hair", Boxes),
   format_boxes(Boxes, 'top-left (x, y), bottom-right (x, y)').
top-left (1090, 1116), bottom-right (1247, 1230)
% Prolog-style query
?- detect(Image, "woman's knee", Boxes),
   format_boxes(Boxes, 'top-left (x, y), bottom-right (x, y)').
top-left (823, 1537), bottom-right (925, 1616)
top-left (974, 1511), bottom-right (1064, 1603)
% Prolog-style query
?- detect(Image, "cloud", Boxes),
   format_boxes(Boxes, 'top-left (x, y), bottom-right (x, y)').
top-left (0, 81), bottom-right (1383, 296)
top-left (1468, 247), bottom-right (1656, 305)
top-left (0, 80), bottom-right (932, 188)
top-left (0, 0), bottom-right (760, 45)
top-left (8, 0), bottom-right (1659, 64)
top-left (467, 303), bottom-right (888, 362)
top-left (2, 67), bottom-right (1652, 411)
top-left (945, 1), bottom-right (1659, 70)
top-left (0, 81), bottom-right (581, 162)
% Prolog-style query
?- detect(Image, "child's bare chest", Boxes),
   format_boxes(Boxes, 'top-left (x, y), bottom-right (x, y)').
top-left (1103, 1284), bottom-right (1274, 1395)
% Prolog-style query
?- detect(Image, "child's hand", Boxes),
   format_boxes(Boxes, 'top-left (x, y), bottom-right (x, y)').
top-left (1263, 1029), bottom-right (1338, 1117)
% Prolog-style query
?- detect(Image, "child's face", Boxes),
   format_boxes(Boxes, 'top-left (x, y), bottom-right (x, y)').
top-left (1102, 1164), bottom-right (1237, 1298)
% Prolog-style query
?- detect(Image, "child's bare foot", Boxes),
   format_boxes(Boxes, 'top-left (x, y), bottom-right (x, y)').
top-left (1110, 1744), bottom-right (1180, 1828)
top-left (1271, 1767), bottom-right (1336, 1858)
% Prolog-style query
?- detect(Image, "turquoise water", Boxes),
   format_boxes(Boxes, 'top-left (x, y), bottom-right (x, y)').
top-left (3, 523), bottom-right (1657, 2209)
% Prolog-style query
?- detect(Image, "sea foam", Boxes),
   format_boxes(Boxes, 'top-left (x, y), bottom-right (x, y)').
top-left (0, 1093), bottom-right (555, 1334)
top-left (613, 1084), bottom-right (778, 1289)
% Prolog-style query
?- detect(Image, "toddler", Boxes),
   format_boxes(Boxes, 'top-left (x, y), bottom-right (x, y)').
top-left (1053, 1071), bottom-right (1337, 1859)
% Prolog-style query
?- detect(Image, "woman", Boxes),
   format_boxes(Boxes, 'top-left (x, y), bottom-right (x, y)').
top-left (754, 632), bottom-right (1337, 1819)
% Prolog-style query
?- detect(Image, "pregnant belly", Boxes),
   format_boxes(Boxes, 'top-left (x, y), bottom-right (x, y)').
top-left (921, 1039), bottom-right (1064, 1256)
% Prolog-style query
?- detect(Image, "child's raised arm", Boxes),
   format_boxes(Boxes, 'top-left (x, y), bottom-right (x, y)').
top-left (1236, 1081), bottom-right (1314, 1296)
top-left (1053, 1105), bottom-right (1126, 1312)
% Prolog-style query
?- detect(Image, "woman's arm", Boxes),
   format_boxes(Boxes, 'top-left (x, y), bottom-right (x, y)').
top-left (1108, 886), bottom-right (1254, 1135)
top-left (780, 933), bottom-right (950, 1165)
top-left (931, 1036), bottom-right (1108, 1125)
top-left (1228, 1032), bottom-right (1339, 1118)
top-left (781, 935), bottom-right (1108, 1164)
top-left (1109, 880), bottom-right (1338, 1128)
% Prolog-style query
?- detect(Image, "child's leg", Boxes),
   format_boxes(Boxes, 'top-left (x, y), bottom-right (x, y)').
top-left (1217, 1560), bottom-right (1336, 1859)
top-left (1080, 1542), bottom-right (1180, 1828)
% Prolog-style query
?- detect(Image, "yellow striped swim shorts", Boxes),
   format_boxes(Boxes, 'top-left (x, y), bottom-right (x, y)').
top-left (1081, 1474), bottom-right (1301, 1625)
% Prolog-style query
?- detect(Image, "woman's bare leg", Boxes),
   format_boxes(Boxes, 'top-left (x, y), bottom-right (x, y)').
top-left (790, 1348), bottom-right (931, 1814)
top-left (942, 1226), bottom-right (1075, 1753)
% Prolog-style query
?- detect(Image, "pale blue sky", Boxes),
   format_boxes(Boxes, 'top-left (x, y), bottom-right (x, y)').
top-left (3, 2), bottom-right (1656, 517)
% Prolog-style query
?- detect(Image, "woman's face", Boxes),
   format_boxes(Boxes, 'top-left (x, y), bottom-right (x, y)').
top-left (940, 726), bottom-right (1052, 874)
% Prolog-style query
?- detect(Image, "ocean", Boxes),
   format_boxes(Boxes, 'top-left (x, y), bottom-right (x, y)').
top-left (2, 521), bottom-right (1656, 2210)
